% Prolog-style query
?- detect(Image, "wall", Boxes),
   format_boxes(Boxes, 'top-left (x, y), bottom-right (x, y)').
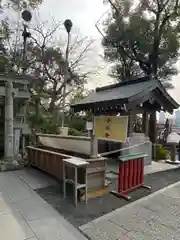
top-left (37, 134), bottom-right (97, 156)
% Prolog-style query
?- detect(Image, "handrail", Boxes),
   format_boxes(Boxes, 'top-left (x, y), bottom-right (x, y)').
top-left (94, 141), bottom-right (151, 157)
top-left (27, 146), bottom-right (71, 159)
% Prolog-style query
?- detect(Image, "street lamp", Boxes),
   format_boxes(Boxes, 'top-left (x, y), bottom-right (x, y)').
top-left (61, 19), bottom-right (73, 129)
top-left (21, 9), bottom-right (32, 73)
top-left (21, 9), bottom-right (32, 157)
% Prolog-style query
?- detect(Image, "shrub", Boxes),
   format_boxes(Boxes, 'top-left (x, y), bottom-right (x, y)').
top-left (68, 128), bottom-right (86, 136)
top-left (156, 144), bottom-right (170, 161)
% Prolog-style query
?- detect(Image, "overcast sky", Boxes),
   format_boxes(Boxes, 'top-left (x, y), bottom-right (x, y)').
top-left (35, 0), bottom-right (180, 105)
top-left (36, 0), bottom-right (113, 89)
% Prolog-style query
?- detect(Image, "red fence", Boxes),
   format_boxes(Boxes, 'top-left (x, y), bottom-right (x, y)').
top-left (112, 153), bottom-right (151, 200)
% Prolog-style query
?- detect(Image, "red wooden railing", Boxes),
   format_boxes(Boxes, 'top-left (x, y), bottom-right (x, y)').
top-left (112, 153), bottom-right (151, 200)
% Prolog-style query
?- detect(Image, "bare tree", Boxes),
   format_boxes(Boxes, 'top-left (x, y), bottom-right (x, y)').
top-left (26, 19), bottom-right (95, 121)
top-left (2, 13), bottom-right (96, 126)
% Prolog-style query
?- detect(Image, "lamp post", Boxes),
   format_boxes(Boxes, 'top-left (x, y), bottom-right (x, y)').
top-left (21, 9), bottom-right (32, 73)
top-left (21, 9), bottom-right (32, 157)
top-left (61, 19), bottom-right (73, 130)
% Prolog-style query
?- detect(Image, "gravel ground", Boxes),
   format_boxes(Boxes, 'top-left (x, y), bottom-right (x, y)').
top-left (35, 167), bottom-right (180, 227)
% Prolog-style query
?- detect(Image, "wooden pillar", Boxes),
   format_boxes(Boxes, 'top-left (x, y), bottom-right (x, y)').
top-left (128, 111), bottom-right (134, 137)
top-left (149, 110), bottom-right (157, 160)
top-left (171, 144), bottom-right (176, 162)
top-left (142, 112), bottom-right (146, 133)
top-left (142, 111), bottom-right (149, 137)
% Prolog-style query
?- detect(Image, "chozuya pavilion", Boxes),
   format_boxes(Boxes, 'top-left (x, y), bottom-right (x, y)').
top-left (71, 76), bottom-right (179, 165)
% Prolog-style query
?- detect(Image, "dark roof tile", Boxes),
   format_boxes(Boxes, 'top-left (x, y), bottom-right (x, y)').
top-left (71, 76), bottom-right (179, 112)
top-left (73, 77), bottom-right (157, 106)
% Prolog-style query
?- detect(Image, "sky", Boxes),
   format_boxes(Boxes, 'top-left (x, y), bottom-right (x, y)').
top-left (8, 0), bottom-right (180, 105)
top-left (38, 0), bottom-right (106, 38)
top-left (37, 0), bottom-right (113, 89)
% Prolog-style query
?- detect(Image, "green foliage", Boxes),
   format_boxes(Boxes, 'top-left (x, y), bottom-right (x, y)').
top-left (68, 128), bottom-right (86, 136)
top-left (68, 90), bottom-right (93, 132)
top-left (40, 120), bottom-right (60, 134)
top-left (68, 114), bottom-right (87, 132)
top-left (103, 0), bottom-right (180, 87)
top-left (156, 144), bottom-right (170, 160)
top-left (27, 113), bottom-right (59, 134)
top-left (28, 111), bottom-right (90, 136)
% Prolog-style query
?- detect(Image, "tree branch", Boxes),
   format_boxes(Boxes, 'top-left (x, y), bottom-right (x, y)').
top-left (69, 40), bottom-right (93, 69)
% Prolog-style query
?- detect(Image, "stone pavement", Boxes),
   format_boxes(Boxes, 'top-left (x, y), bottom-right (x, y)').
top-left (107, 159), bottom-right (179, 177)
top-left (144, 160), bottom-right (180, 175)
top-left (106, 160), bottom-right (180, 183)
top-left (80, 181), bottom-right (180, 240)
top-left (0, 170), bottom-right (87, 240)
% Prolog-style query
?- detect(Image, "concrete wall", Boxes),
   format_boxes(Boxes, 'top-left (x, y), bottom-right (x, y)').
top-left (37, 134), bottom-right (97, 156)
top-left (36, 133), bottom-right (152, 165)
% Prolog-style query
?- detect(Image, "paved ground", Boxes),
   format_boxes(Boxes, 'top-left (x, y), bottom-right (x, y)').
top-left (107, 159), bottom-right (179, 176)
top-left (0, 170), bottom-right (87, 240)
top-left (106, 160), bottom-right (180, 181)
top-left (144, 160), bottom-right (180, 174)
top-left (36, 166), bottom-right (180, 227)
top-left (80, 181), bottom-right (180, 239)
top-left (2, 165), bottom-right (180, 240)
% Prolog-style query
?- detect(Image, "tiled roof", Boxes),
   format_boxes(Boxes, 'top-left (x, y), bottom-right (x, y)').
top-left (72, 76), bottom-right (157, 107)
top-left (71, 76), bottom-right (179, 113)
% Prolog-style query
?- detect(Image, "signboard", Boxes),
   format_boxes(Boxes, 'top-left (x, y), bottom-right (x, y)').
top-left (94, 116), bottom-right (128, 142)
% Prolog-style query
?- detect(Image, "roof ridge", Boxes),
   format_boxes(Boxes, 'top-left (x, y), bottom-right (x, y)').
top-left (96, 76), bottom-right (151, 92)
